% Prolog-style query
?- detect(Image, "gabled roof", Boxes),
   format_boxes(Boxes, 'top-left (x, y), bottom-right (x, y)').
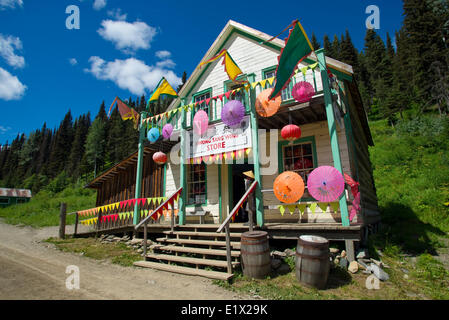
top-left (168, 20), bottom-right (354, 110)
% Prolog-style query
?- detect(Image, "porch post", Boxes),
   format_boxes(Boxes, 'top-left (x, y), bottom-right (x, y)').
top-left (179, 98), bottom-right (187, 225)
top-left (248, 74), bottom-right (264, 227)
top-left (316, 49), bottom-right (350, 227)
top-left (133, 112), bottom-right (147, 225)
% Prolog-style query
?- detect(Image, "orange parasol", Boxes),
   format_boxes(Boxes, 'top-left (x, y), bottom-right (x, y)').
top-left (255, 89), bottom-right (281, 117)
top-left (273, 171), bottom-right (305, 204)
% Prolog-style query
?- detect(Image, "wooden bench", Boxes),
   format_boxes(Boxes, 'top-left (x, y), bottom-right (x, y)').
top-left (186, 209), bottom-right (209, 224)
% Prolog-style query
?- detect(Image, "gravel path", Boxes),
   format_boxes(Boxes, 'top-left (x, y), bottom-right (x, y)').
top-left (0, 220), bottom-right (250, 300)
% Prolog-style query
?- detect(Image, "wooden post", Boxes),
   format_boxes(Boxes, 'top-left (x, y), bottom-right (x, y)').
top-left (225, 224), bottom-right (232, 274)
top-left (248, 74), bottom-right (264, 227)
top-left (248, 193), bottom-right (254, 232)
top-left (59, 203), bottom-right (67, 239)
top-left (95, 208), bottom-right (103, 239)
top-left (74, 212), bottom-right (79, 237)
top-left (143, 222), bottom-right (148, 258)
top-left (316, 48), bottom-right (350, 227)
top-left (171, 204), bottom-right (175, 233)
top-left (345, 240), bottom-right (355, 262)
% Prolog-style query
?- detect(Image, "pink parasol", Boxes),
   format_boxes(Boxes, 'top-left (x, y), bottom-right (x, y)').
top-left (193, 110), bottom-right (209, 135)
top-left (162, 124), bottom-right (173, 139)
top-left (307, 166), bottom-right (345, 202)
top-left (221, 100), bottom-right (245, 126)
top-left (292, 81), bottom-right (315, 103)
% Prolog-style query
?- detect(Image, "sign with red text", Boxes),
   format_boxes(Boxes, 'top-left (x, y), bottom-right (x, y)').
top-left (189, 116), bottom-right (252, 159)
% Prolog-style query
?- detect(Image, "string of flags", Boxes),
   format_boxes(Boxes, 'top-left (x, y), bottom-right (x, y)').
top-left (278, 201), bottom-right (340, 216)
top-left (79, 209), bottom-right (180, 226)
top-left (188, 148), bottom-right (252, 163)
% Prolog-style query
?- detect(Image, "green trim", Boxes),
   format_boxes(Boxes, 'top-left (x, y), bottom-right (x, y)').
top-left (218, 164), bottom-right (222, 223)
top-left (261, 65), bottom-right (277, 80)
top-left (179, 99), bottom-right (188, 225)
top-left (227, 164), bottom-right (233, 213)
top-left (317, 48), bottom-right (350, 227)
top-left (133, 112), bottom-right (147, 225)
top-left (163, 163), bottom-right (167, 197)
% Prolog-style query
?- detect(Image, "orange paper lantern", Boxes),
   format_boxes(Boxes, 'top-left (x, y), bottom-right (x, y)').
top-left (255, 89), bottom-right (281, 117)
top-left (273, 171), bottom-right (305, 204)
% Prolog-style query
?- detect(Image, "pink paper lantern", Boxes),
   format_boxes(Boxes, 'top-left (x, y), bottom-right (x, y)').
top-left (292, 81), bottom-right (315, 103)
top-left (193, 110), bottom-right (209, 135)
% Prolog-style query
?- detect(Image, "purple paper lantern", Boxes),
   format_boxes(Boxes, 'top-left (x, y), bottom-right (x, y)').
top-left (292, 81), bottom-right (315, 103)
top-left (221, 100), bottom-right (245, 126)
top-left (162, 124), bottom-right (173, 139)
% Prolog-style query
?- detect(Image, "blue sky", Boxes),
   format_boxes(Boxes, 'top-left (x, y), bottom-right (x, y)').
top-left (0, 0), bottom-right (404, 145)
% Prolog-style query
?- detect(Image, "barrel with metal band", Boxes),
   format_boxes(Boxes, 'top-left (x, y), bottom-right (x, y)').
top-left (295, 235), bottom-right (330, 289)
top-left (240, 231), bottom-right (271, 279)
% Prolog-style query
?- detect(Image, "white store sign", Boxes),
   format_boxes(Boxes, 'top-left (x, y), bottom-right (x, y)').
top-left (189, 116), bottom-right (252, 159)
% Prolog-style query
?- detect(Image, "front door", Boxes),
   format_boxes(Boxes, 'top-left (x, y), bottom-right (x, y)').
top-left (229, 163), bottom-right (254, 223)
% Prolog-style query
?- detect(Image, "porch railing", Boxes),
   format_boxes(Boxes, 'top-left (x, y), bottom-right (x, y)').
top-left (216, 180), bottom-right (258, 274)
top-left (135, 187), bottom-right (183, 258)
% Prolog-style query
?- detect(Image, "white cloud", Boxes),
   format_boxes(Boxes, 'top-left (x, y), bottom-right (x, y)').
top-left (69, 58), bottom-right (78, 66)
top-left (0, 67), bottom-right (27, 100)
top-left (85, 56), bottom-right (181, 95)
top-left (93, 0), bottom-right (106, 10)
top-left (155, 50), bottom-right (171, 59)
top-left (156, 59), bottom-right (175, 69)
top-left (107, 8), bottom-right (127, 21)
top-left (0, 34), bottom-right (25, 69)
top-left (0, 125), bottom-right (11, 134)
top-left (0, 0), bottom-right (23, 10)
top-left (97, 20), bottom-right (157, 54)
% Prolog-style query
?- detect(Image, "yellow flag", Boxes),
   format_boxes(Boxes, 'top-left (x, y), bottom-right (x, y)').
top-left (148, 77), bottom-right (178, 103)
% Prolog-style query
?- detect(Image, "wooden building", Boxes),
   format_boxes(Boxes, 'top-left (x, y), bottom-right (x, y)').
top-left (0, 188), bottom-right (32, 207)
top-left (84, 21), bottom-right (380, 268)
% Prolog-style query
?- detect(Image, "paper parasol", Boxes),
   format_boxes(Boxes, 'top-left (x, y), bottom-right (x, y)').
top-left (162, 124), bottom-right (173, 139)
top-left (221, 100), bottom-right (245, 126)
top-left (255, 89), bottom-right (281, 117)
top-left (193, 110), bottom-right (209, 135)
top-left (292, 81), bottom-right (315, 103)
top-left (273, 171), bottom-right (305, 204)
top-left (147, 128), bottom-right (160, 143)
top-left (307, 166), bottom-right (345, 202)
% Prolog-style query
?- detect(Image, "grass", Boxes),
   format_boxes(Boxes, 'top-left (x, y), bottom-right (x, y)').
top-left (45, 237), bottom-right (141, 267)
top-left (0, 185), bottom-right (96, 227)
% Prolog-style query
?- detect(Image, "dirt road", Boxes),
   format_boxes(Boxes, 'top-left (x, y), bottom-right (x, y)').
top-left (0, 221), bottom-right (250, 300)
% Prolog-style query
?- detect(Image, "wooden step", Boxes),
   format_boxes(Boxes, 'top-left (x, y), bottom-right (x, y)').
top-left (133, 261), bottom-right (234, 281)
top-left (156, 237), bottom-right (241, 249)
top-left (153, 245), bottom-right (241, 258)
top-left (163, 230), bottom-right (242, 238)
top-left (145, 253), bottom-right (240, 268)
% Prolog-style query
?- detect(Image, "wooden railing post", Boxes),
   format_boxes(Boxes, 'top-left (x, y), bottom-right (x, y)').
top-left (248, 194), bottom-right (254, 232)
top-left (225, 224), bottom-right (232, 274)
top-left (143, 222), bottom-right (148, 258)
top-left (59, 203), bottom-right (67, 239)
top-left (95, 209), bottom-right (103, 239)
top-left (74, 212), bottom-right (79, 237)
top-left (171, 204), bottom-right (175, 233)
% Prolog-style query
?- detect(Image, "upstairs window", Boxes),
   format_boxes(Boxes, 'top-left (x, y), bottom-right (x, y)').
top-left (263, 68), bottom-right (293, 101)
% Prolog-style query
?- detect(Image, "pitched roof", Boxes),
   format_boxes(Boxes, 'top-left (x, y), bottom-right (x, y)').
top-left (0, 188), bottom-right (32, 198)
top-left (168, 19), bottom-right (354, 110)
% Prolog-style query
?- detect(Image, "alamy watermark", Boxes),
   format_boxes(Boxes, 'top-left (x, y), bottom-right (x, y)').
top-left (65, 265), bottom-right (80, 290)
top-left (366, 5), bottom-right (380, 30)
top-left (66, 5), bottom-right (80, 30)
top-left (365, 274), bottom-right (380, 290)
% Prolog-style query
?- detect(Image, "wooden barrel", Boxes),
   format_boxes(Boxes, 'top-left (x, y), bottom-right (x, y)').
top-left (240, 231), bottom-right (271, 279)
top-left (295, 235), bottom-right (330, 289)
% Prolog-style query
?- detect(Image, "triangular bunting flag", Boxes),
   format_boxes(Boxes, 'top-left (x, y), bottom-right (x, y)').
top-left (309, 203), bottom-right (317, 214)
top-left (297, 204), bottom-right (307, 215)
top-left (330, 202), bottom-right (340, 212)
top-left (287, 205), bottom-right (296, 215)
top-left (260, 79), bottom-right (267, 88)
top-left (318, 202), bottom-right (329, 213)
top-left (279, 205), bottom-right (286, 216)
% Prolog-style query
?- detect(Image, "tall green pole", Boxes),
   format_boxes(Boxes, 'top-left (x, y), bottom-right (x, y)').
top-left (179, 99), bottom-right (187, 225)
top-left (316, 49), bottom-right (350, 226)
top-left (133, 112), bottom-right (147, 225)
top-left (248, 74), bottom-right (264, 227)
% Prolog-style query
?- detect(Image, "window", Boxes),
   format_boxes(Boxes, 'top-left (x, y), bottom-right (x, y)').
top-left (228, 83), bottom-right (246, 106)
top-left (193, 91), bottom-right (211, 116)
top-left (16, 198), bottom-right (27, 204)
top-left (0, 198), bottom-right (10, 204)
top-left (187, 163), bottom-right (206, 205)
top-left (263, 68), bottom-right (293, 101)
top-left (282, 141), bottom-right (316, 198)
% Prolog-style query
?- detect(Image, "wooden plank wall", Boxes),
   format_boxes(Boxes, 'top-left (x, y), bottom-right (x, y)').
top-left (95, 152), bottom-right (164, 207)
top-left (345, 83), bottom-right (380, 225)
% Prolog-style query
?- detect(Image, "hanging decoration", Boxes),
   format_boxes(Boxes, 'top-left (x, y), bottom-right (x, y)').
top-left (147, 77), bottom-right (178, 107)
top-left (255, 89), bottom-right (281, 118)
top-left (162, 123), bottom-right (174, 139)
top-left (147, 127), bottom-right (160, 143)
top-left (107, 97), bottom-right (140, 129)
top-left (291, 81), bottom-right (315, 103)
top-left (221, 100), bottom-right (245, 126)
top-left (153, 151), bottom-right (167, 165)
top-left (307, 166), bottom-right (345, 202)
top-left (193, 110), bottom-right (209, 136)
top-left (281, 124), bottom-right (301, 142)
top-left (273, 171), bottom-right (305, 204)
top-left (198, 49), bottom-right (245, 83)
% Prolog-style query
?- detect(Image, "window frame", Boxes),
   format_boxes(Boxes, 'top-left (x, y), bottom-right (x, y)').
top-left (0, 198), bottom-right (10, 205)
top-left (186, 162), bottom-right (207, 206)
top-left (262, 65), bottom-right (295, 103)
top-left (278, 136), bottom-right (318, 201)
top-left (189, 87), bottom-right (212, 129)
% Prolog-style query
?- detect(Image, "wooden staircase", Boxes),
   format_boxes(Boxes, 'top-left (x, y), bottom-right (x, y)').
top-left (133, 224), bottom-right (248, 281)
